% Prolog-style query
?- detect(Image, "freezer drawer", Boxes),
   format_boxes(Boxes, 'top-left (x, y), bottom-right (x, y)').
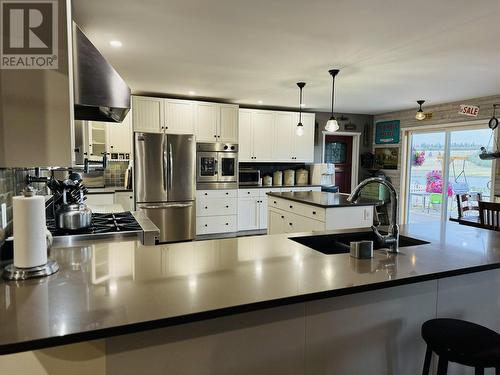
top-left (137, 202), bottom-right (195, 243)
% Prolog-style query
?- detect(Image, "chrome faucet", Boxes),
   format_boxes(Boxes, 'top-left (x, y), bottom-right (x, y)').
top-left (347, 177), bottom-right (400, 253)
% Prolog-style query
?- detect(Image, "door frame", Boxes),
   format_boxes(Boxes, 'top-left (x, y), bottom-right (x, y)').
top-left (322, 131), bottom-right (361, 190)
top-left (400, 120), bottom-right (497, 224)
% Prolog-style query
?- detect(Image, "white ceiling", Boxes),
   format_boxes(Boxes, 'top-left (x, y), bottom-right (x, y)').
top-left (73, 0), bottom-right (500, 114)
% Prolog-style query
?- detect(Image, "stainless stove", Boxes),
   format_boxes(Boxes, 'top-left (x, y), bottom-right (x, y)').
top-left (48, 212), bottom-right (159, 246)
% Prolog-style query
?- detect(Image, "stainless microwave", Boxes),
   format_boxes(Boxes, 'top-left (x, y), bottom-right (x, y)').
top-left (239, 168), bottom-right (261, 186)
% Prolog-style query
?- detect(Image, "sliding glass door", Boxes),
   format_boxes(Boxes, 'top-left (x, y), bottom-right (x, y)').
top-left (405, 127), bottom-right (493, 224)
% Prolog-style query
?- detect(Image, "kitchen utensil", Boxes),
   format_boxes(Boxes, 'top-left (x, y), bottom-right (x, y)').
top-left (295, 169), bottom-right (309, 185)
top-left (284, 170), bottom-right (295, 186)
top-left (273, 171), bottom-right (283, 186)
top-left (55, 203), bottom-right (92, 230)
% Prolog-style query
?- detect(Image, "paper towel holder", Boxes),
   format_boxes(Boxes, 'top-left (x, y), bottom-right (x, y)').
top-left (2, 187), bottom-right (60, 281)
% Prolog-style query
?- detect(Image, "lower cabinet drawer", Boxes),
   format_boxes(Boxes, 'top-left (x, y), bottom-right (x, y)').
top-left (196, 215), bottom-right (237, 235)
top-left (196, 198), bottom-right (237, 217)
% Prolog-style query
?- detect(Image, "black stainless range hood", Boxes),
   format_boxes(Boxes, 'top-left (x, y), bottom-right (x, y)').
top-left (72, 23), bottom-right (131, 123)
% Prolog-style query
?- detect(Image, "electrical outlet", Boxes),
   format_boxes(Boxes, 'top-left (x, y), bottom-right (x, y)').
top-left (0, 203), bottom-right (6, 229)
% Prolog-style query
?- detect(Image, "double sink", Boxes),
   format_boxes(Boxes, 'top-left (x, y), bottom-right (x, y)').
top-left (290, 231), bottom-right (429, 255)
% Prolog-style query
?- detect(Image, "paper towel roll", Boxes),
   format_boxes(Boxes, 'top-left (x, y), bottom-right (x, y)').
top-left (13, 194), bottom-right (47, 268)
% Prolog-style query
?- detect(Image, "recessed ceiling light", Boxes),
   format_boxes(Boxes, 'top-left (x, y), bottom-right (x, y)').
top-left (109, 40), bottom-right (122, 48)
top-left (257, 100), bottom-right (263, 105)
top-left (188, 91), bottom-right (196, 96)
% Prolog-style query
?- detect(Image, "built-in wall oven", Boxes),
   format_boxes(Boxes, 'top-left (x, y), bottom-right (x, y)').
top-left (196, 143), bottom-right (238, 189)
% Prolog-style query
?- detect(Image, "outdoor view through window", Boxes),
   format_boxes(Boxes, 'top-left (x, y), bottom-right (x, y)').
top-left (407, 128), bottom-right (493, 223)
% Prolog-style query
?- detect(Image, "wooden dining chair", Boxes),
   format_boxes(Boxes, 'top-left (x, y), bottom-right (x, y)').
top-left (456, 193), bottom-right (482, 219)
top-left (478, 201), bottom-right (500, 230)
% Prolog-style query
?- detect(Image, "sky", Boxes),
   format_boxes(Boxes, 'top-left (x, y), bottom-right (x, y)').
top-left (412, 129), bottom-right (493, 147)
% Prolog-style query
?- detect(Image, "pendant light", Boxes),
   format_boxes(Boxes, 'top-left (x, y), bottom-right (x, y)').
top-left (296, 82), bottom-right (306, 136)
top-left (325, 69), bottom-right (340, 132)
top-left (415, 100), bottom-right (426, 121)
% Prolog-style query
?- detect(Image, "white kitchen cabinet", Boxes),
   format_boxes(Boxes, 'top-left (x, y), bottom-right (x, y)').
top-left (196, 189), bottom-right (238, 235)
top-left (252, 111), bottom-right (274, 161)
top-left (237, 196), bottom-right (260, 231)
top-left (219, 104), bottom-right (239, 143)
top-left (238, 110), bottom-right (253, 161)
top-left (195, 102), bottom-right (219, 142)
top-left (88, 122), bottom-right (107, 157)
top-left (269, 209), bottom-right (286, 234)
top-left (268, 196), bottom-right (374, 235)
top-left (239, 109), bottom-right (314, 163)
top-left (85, 193), bottom-right (114, 206)
top-left (164, 99), bottom-right (195, 134)
top-left (114, 191), bottom-right (134, 211)
top-left (132, 96), bottom-right (163, 133)
top-left (293, 113), bottom-right (315, 162)
top-left (106, 110), bottom-right (132, 155)
top-left (195, 103), bottom-right (239, 143)
top-left (272, 112), bottom-right (295, 161)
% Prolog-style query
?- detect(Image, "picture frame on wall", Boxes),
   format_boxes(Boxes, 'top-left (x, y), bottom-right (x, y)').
top-left (374, 147), bottom-right (399, 170)
top-left (375, 120), bottom-right (400, 144)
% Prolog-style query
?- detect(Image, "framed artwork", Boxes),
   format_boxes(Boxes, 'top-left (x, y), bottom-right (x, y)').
top-left (374, 147), bottom-right (399, 170)
top-left (375, 120), bottom-right (400, 144)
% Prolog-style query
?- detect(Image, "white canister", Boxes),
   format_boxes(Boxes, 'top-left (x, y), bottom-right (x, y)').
top-left (284, 170), bottom-right (295, 186)
top-left (295, 169), bottom-right (309, 185)
top-left (263, 175), bottom-right (272, 186)
top-left (273, 171), bottom-right (283, 186)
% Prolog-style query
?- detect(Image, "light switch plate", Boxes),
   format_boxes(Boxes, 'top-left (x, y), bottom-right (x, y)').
top-left (0, 203), bottom-right (6, 229)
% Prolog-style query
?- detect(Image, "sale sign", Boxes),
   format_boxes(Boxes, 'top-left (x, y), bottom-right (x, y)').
top-left (458, 104), bottom-right (480, 117)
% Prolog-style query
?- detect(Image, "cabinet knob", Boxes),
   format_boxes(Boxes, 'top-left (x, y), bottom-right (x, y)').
top-left (281, 216), bottom-right (284, 219)
top-left (225, 223), bottom-right (229, 225)
top-left (204, 224), bottom-right (208, 227)
top-left (273, 201), bottom-right (277, 204)
top-left (205, 193), bottom-right (208, 195)
top-left (225, 192), bottom-right (229, 195)
top-left (247, 191), bottom-right (250, 194)
top-left (205, 206), bottom-right (208, 209)
top-left (289, 223), bottom-right (293, 226)
top-left (312, 211), bottom-right (316, 215)
top-left (289, 205), bottom-right (293, 209)
top-left (225, 205), bottom-right (229, 208)
top-left (214, 135), bottom-right (217, 138)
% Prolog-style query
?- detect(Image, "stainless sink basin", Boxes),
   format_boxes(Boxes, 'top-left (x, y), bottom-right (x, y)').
top-left (289, 231), bottom-right (430, 255)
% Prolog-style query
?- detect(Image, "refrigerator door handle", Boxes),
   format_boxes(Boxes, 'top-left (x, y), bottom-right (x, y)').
top-left (168, 142), bottom-right (173, 189)
top-left (137, 202), bottom-right (194, 209)
top-left (162, 135), bottom-right (168, 192)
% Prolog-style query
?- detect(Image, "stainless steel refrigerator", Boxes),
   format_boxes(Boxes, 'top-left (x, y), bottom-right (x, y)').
top-left (134, 133), bottom-right (196, 243)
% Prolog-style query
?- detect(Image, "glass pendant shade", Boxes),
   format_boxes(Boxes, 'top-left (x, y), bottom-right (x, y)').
top-left (296, 123), bottom-right (304, 136)
top-left (415, 100), bottom-right (426, 121)
top-left (325, 117), bottom-right (339, 132)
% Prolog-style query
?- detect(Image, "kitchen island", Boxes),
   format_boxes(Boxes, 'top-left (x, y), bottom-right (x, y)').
top-left (1, 222), bottom-right (500, 374)
top-left (267, 191), bottom-right (381, 234)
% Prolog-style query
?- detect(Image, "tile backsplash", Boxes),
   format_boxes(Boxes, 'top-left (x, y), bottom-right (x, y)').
top-left (104, 161), bottom-right (129, 187)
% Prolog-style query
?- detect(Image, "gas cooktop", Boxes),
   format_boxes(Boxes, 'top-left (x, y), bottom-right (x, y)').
top-left (47, 212), bottom-right (142, 237)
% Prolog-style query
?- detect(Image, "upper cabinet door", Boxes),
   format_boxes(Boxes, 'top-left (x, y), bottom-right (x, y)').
top-left (132, 96), bottom-right (163, 133)
top-left (293, 113), bottom-right (315, 162)
top-left (218, 105), bottom-right (239, 143)
top-left (195, 102), bottom-right (218, 142)
top-left (238, 110), bottom-right (253, 161)
top-left (107, 110), bottom-right (132, 154)
top-left (272, 112), bottom-right (294, 161)
top-left (164, 99), bottom-right (195, 134)
top-left (252, 111), bottom-right (275, 161)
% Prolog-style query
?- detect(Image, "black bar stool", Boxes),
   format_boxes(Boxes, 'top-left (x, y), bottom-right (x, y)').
top-left (421, 318), bottom-right (500, 375)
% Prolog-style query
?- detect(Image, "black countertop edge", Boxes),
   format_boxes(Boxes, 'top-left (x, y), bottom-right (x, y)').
top-left (238, 185), bottom-right (322, 189)
top-left (266, 192), bottom-right (380, 208)
top-left (1, 261), bottom-right (499, 356)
